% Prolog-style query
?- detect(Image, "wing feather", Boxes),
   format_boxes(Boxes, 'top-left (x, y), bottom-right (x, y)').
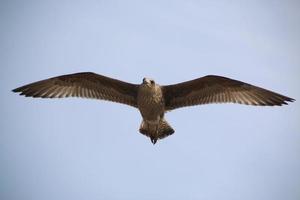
top-left (163, 75), bottom-right (294, 110)
top-left (13, 72), bottom-right (139, 107)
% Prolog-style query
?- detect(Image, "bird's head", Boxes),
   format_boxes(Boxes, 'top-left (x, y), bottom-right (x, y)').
top-left (142, 77), bottom-right (155, 87)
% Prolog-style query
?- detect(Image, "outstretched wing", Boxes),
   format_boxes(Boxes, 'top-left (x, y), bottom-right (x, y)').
top-left (13, 72), bottom-right (139, 107)
top-left (163, 75), bottom-right (294, 111)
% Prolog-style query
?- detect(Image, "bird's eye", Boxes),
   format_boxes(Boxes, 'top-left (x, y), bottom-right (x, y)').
top-left (150, 80), bottom-right (155, 84)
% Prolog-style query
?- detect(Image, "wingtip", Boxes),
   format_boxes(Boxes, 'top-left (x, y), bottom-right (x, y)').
top-left (12, 87), bottom-right (25, 94)
top-left (289, 98), bottom-right (296, 102)
top-left (285, 97), bottom-right (295, 104)
top-left (12, 86), bottom-right (29, 96)
top-left (12, 85), bottom-right (27, 93)
top-left (279, 97), bottom-right (295, 106)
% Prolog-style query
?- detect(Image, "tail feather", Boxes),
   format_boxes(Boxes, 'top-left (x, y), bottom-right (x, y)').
top-left (139, 119), bottom-right (174, 144)
top-left (157, 119), bottom-right (175, 139)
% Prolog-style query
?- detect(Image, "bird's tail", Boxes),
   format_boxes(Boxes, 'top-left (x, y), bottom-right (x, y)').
top-left (139, 119), bottom-right (175, 144)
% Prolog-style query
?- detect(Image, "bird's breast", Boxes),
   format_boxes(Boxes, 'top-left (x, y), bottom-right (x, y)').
top-left (137, 85), bottom-right (165, 121)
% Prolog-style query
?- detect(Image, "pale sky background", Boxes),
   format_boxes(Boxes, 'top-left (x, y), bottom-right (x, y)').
top-left (1, 1), bottom-right (300, 200)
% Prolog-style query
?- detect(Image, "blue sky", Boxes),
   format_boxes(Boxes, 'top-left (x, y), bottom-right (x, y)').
top-left (1, 1), bottom-right (299, 200)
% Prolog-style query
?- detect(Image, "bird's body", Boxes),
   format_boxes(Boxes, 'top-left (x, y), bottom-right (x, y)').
top-left (137, 78), bottom-right (164, 122)
top-left (13, 72), bottom-right (295, 144)
top-left (137, 78), bottom-right (174, 144)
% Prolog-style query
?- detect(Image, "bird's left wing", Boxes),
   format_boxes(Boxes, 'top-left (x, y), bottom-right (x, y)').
top-left (13, 72), bottom-right (139, 107)
top-left (162, 75), bottom-right (294, 111)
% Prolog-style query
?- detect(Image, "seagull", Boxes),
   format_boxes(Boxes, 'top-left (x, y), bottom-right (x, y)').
top-left (12, 72), bottom-right (295, 144)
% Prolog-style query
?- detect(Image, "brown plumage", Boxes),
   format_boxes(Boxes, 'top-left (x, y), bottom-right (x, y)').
top-left (12, 72), bottom-right (295, 144)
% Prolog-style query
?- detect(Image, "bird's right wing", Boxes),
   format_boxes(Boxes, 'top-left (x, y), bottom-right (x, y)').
top-left (13, 72), bottom-right (139, 108)
top-left (162, 75), bottom-right (294, 111)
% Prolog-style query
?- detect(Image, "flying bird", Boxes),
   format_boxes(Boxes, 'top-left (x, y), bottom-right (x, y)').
top-left (13, 72), bottom-right (295, 144)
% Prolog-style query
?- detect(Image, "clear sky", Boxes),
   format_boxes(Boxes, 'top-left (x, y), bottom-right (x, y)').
top-left (1, 1), bottom-right (299, 200)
